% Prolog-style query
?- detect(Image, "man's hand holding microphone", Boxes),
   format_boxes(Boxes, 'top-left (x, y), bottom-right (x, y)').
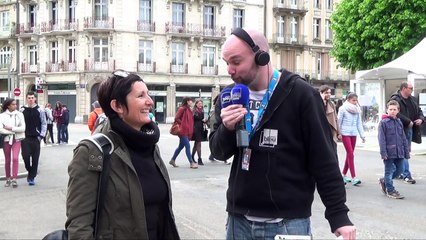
top-left (220, 85), bottom-right (249, 131)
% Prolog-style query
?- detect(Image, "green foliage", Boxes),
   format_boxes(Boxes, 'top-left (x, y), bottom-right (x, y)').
top-left (330, 0), bottom-right (426, 71)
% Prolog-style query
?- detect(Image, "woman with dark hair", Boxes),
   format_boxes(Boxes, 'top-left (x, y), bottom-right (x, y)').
top-left (191, 99), bottom-right (205, 165)
top-left (0, 98), bottom-right (26, 188)
top-left (66, 70), bottom-right (180, 239)
top-left (53, 101), bottom-right (64, 144)
top-left (169, 96), bottom-right (197, 169)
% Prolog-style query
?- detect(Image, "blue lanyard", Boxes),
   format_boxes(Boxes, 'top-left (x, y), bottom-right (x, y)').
top-left (246, 69), bottom-right (280, 140)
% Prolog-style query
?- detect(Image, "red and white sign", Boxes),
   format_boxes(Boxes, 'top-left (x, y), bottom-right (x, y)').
top-left (13, 88), bottom-right (21, 97)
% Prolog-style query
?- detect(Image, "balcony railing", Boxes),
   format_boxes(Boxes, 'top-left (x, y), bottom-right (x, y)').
top-left (16, 23), bottom-right (40, 35)
top-left (137, 62), bottom-right (156, 72)
top-left (84, 59), bottom-right (115, 71)
top-left (170, 63), bottom-right (188, 74)
top-left (45, 61), bottom-right (77, 72)
top-left (296, 69), bottom-right (352, 81)
top-left (165, 22), bottom-right (226, 37)
top-left (201, 65), bottom-right (218, 75)
top-left (21, 63), bottom-right (38, 73)
top-left (84, 17), bottom-right (114, 29)
top-left (274, 0), bottom-right (307, 10)
top-left (273, 33), bottom-right (307, 45)
top-left (137, 20), bottom-right (155, 32)
top-left (64, 61), bottom-right (77, 71)
top-left (40, 19), bottom-right (78, 33)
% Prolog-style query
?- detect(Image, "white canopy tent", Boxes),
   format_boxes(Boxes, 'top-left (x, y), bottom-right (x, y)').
top-left (356, 37), bottom-right (426, 80)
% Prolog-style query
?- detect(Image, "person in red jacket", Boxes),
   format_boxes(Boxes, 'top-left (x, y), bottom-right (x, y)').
top-left (169, 97), bottom-right (197, 169)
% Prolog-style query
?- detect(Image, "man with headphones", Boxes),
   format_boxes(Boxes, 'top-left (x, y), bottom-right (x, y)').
top-left (209, 28), bottom-right (356, 240)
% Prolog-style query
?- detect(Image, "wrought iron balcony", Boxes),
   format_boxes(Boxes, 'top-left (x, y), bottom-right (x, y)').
top-left (165, 22), bottom-right (226, 38)
top-left (16, 23), bottom-right (40, 35)
top-left (84, 59), bottom-right (115, 71)
top-left (21, 63), bottom-right (38, 73)
top-left (40, 19), bottom-right (78, 33)
top-left (83, 17), bottom-right (114, 30)
top-left (45, 61), bottom-right (78, 72)
top-left (201, 65), bottom-right (218, 75)
top-left (170, 63), bottom-right (188, 74)
top-left (273, 33), bottom-right (307, 45)
top-left (137, 61), bottom-right (156, 73)
top-left (137, 20), bottom-right (155, 32)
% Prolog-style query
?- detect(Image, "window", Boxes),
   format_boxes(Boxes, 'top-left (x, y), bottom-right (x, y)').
top-left (139, 0), bottom-right (152, 23)
top-left (313, 0), bottom-right (321, 9)
top-left (291, 0), bottom-right (298, 8)
top-left (51, 1), bottom-right (58, 25)
top-left (172, 3), bottom-right (185, 27)
top-left (50, 41), bottom-right (58, 63)
top-left (277, 16), bottom-right (285, 42)
top-left (326, 0), bottom-right (333, 10)
top-left (138, 40), bottom-right (153, 71)
top-left (94, 38), bottom-right (108, 62)
top-left (203, 6), bottom-right (214, 29)
top-left (139, 40), bottom-right (152, 64)
top-left (233, 9), bottom-right (244, 29)
top-left (29, 5), bottom-right (37, 28)
top-left (290, 16), bottom-right (298, 42)
top-left (171, 42), bottom-right (185, 73)
top-left (94, 0), bottom-right (108, 21)
top-left (68, 40), bottom-right (76, 62)
top-left (0, 46), bottom-right (12, 69)
top-left (325, 19), bottom-right (332, 40)
top-left (68, 0), bottom-right (76, 22)
top-left (28, 45), bottom-right (38, 73)
top-left (313, 18), bottom-right (321, 39)
top-left (202, 46), bottom-right (215, 74)
top-left (0, 11), bottom-right (10, 31)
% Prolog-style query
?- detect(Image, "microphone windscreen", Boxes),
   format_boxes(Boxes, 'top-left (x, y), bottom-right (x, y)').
top-left (231, 84), bottom-right (249, 105)
top-left (220, 88), bottom-right (232, 108)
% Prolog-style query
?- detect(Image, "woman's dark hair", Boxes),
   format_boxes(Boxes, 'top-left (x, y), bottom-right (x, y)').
top-left (2, 98), bottom-right (15, 112)
top-left (55, 101), bottom-right (63, 110)
top-left (181, 97), bottom-right (193, 107)
top-left (346, 92), bottom-right (358, 100)
top-left (97, 70), bottom-right (144, 118)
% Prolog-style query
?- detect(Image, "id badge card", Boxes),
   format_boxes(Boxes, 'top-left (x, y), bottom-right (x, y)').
top-left (241, 148), bottom-right (251, 171)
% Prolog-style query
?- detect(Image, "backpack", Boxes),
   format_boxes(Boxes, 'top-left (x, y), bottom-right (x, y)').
top-left (94, 112), bottom-right (108, 130)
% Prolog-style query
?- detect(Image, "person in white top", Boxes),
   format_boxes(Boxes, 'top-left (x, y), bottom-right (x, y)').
top-left (0, 98), bottom-right (26, 188)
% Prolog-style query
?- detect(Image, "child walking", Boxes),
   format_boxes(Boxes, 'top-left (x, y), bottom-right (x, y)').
top-left (378, 100), bottom-right (410, 199)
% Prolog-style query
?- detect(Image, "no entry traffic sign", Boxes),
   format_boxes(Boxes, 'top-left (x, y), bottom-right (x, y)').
top-left (14, 88), bottom-right (21, 97)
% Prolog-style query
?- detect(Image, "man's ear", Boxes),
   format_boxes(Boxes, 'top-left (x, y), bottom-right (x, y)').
top-left (110, 99), bottom-right (124, 116)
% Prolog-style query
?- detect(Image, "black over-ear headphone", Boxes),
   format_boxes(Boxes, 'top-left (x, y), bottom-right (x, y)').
top-left (231, 28), bottom-right (270, 66)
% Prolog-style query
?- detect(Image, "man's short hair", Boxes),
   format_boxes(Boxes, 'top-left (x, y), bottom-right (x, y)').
top-left (319, 85), bottom-right (331, 93)
top-left (26, 91), bottom-right (36, 97)
top-left (399, 82), bottom-right (408, 90)
top-left (387, 100), bottom-right (400, 109)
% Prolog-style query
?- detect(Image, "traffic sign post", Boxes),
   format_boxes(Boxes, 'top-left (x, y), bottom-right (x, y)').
top-left (14, 88), bottom-right (21, 97)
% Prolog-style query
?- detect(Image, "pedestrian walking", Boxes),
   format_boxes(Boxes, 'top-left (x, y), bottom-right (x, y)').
top-left (66, 69), bottom-right (180, 239)
top-left (389, 81), bottom-right (424, 184)
top-left (210, 28), bottom-right (355, 240)
top-left (88, 100), bottom-right (104, 134)
top-left (61, 104), bottom-right (69, 144)
top-left (338, 93), bottom-right (366, 186)
top-left (20, 91), bottom-right (47, 185)
top-left (378, 100), bottom-right (409, 199)
top-left (319, 85), bottom-right (341, 144)
top-left (169, 97), bottom-right (197, 169)
top-left (0, 98), bottom-right (26, 188)
top-left (191, 99), bottom-right (205, 165)
top-left (53, 101), bottom-right (64, 144)
top-left (43, 103), bottom-right (54, 144)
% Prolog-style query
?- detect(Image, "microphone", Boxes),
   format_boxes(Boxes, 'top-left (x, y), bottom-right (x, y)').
top-left (231, 84), bottom-right (250, 147)
top-left (220, 88), bottom-right (232, 108)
